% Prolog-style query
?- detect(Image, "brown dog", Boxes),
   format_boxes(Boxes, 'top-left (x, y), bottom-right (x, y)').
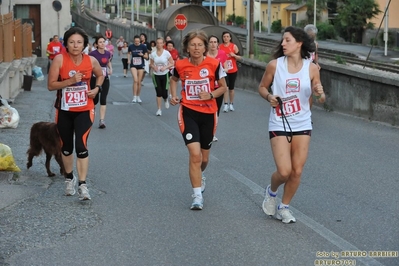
top-left (27, 122), bottom-right (65, 177)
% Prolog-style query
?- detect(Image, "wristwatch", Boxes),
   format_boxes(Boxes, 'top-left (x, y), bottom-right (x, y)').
top-left (210, 93), bottom-right (214, 99)
top-left (95, 85), bottom-right (102, 92)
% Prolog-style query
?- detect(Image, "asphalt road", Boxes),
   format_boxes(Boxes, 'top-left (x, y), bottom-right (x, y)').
top-left (0, 54), bottom-right (398, 266)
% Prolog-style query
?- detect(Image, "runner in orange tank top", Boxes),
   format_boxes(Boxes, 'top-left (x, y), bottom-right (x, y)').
top-left (219, 31), bottom-right (241, 112)
top-left (48, 27), bottom-right (104, 201)
top-left (170, 29), bottom-right (227, 210)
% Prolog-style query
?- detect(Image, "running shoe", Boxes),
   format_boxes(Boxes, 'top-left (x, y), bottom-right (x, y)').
top-left (137, 96), bottom-right (142, 103)
top-left (65, 175), bottom-right (77, 196)
top-left (229, 104), bottom-right (235, 111)
top-left (164, 99), bottom-right (170, 109)
top-left (213, 136), bottom-right (218, 142)
top-left (99, 119), bottom-right (106, 129)
top-left (201, 175), bottom-right (206, 193)
top-left (190, 194), bottom-right (204, 210)
top-left (156, 109), bottom-right (162, 116)
top-left (78, 184), bottom-right (91, 201)
top-left (276, 206), bottom-right (296, 223)
top-left (132, 96), bottom-right (137, 103)
top-left (262, 185), bottom-right (277, 216)
top-left (223, 104), bottom-right (229, 113)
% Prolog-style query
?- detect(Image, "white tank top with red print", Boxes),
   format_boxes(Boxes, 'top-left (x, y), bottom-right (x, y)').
top-left (269, 56), bottom-right (312, 132)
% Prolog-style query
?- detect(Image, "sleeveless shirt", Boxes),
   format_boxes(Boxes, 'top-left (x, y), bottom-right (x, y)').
top-left (269, 56), bottom-right (312, 131)
top-left (54, 51), bottom-right (94, 112)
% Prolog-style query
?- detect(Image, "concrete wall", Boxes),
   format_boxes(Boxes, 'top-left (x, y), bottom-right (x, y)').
top-left (235, 59), bottom-right (399, 126)
top-left (0, 57), bottom-right (37, 99)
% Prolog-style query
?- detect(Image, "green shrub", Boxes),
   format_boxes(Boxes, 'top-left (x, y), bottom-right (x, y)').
top-left (271, 20), bottom-right (282, 33)
top-left (379, 30), bottom-right (395, 47)
top-left (317, 22), bottom-right (336, 40)
top-left (235, 16), bottom-right (245, 26)
top-left (254, 21), bottom-right (266, 32)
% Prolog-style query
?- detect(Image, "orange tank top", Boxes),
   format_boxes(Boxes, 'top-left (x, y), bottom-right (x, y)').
top-left (175, 57), bottom-right (221, 114)
top-left (55, 51), bottom-right (94, 112)
top-left (218, 43), bottom-right (238, 73)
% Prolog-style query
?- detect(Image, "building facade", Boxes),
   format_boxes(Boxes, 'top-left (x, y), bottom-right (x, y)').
top-left (1, 0), bottom-right (72, 57)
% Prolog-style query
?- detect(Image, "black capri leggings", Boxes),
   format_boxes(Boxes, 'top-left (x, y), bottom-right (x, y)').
top-left (56, 110), bottom-right (93, 159)
top-left (122, 58), bottom-right (128, 70)
top-left (152, 74), bottom-right (169, 99)
top-left (91, 76), bottom-right (110, 105)
top-left (225, 71), bottom-right (238, 91)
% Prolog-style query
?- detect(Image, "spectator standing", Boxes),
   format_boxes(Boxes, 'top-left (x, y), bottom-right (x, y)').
top-left (149, 37), bottom-right (174, 116)
top-left (169, 30), bottom-right (227, 210)
top-left (121, 41), bottom-right (129, 77)
top-left (128, 35), bottom-right (148, 103)
top-left (90, 36), bottom-right (113, 129)
top-left (219, 31), bottom-right (241, 112)
top-left (47, 27), bottom-right (104, 201)
top-left (304, 24), bottom-right (320, 109)
top-left (96, 22), bottom-right (100, 34)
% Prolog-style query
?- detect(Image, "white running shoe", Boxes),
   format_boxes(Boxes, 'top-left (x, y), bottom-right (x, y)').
top-left (212, 136), bottom-right (218, 142)
top-left (223, 104), bottom-right (229, 113)
top-left (137, 96), bottom-right (142, 103)
top-left (78, 184), bottom-right (91, 201)
top-left (190, 194), bottom-right (204, 210)
top-left (164, 99), bottom-right (170, 109)
top-left (201, 175), bottom-right (206, 193)
top-left (65, 175), bottom-right (77, 196)
top-left (262, 185), bottom-right (277, 216)
top-left (229, 104), bottom-right (235, 111)
top-left (156, 109), bottom-right (162, 116)
top-left (132, 96), bottom-right (137, 103)
top-left (276, 207), bottom-right (296, 223)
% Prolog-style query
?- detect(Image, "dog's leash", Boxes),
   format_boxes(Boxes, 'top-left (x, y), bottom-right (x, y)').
top-left (276, 97), bottom-right (293, 143)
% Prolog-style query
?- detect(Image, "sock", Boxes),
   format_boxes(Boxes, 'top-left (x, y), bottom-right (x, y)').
top-left (224, 103), bottom-right (228, 105)
top-left (278, 203), bottom-right (289, 210)
top-left (268, 186), bottom-right (277, 197)
top-left (65, 172), bottom-right (73, 180)
top-left (78, 181), bottom-right (86, 186)
top-left (230, 102), bottom-right (233, 105)
top-left (193, 187), bottom-right (202, 197)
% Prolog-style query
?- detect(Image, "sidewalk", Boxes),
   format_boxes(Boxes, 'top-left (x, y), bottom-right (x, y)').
top-left (0, 61), bottom-right (54, 210)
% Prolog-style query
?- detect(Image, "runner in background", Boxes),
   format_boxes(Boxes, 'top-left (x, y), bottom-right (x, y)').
top-left (121, 41), bottom-right (129, 77)
top-left (90, 36), bottom-right (113, 129)
top-left (128, 35), bottom-right (148, 103)
top-left (207, 35), bottom-right (228, 142)
top-left (219, 31), bottom-right (241, 112)
top-left (304, 24), bottom-right (320, 109)
top-left (149, 37), bottom-right (174, 116)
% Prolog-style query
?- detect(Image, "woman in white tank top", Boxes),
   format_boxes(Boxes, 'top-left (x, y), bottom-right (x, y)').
top-left (258, 26), bottom-right (325, 224)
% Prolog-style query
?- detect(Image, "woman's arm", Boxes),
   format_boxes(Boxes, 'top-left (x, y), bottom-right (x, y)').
top-left (310, 63), bottom-right (325, 103)
top-left (258, 60), bottom-right (279, 107)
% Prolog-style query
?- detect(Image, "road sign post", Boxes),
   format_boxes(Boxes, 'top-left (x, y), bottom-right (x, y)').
top-left (175, 14), bottom-right (187, 55)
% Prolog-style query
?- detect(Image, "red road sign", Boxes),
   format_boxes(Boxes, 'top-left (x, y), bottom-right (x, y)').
top-left (174, 14), bottom-right (187, 31)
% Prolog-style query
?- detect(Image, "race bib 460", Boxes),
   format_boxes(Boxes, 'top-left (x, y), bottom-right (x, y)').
top-left (184, 78), bottom-right (210, 100)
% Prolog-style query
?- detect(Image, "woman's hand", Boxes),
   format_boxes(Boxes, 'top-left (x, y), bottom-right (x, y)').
top-left (268, 94), bottom-right (280, 108)
top-left (170, 96), bottom-right (180, 106)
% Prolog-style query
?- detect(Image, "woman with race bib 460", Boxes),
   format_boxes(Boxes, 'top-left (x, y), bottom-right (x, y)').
top-left (170, 29), bottom-right (227, 210)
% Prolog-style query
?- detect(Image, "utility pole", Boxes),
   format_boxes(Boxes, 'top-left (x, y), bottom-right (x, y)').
top-left (249, 0), bottom-right (254, 58)
top-left (267, 0), bottom-right (271, 35)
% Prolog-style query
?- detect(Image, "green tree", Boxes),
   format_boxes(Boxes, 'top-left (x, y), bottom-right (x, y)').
top-left (335, 0), bottom-right (381, 43)
top-left (295, 0), bottom-right (328, 24)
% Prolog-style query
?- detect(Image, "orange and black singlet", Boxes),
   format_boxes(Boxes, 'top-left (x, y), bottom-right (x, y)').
top-left (54, 51), bottom-right (94, 112)
top-left (218, 43), bottom-right (238, 74)
top-left (173, 57), bottom-right (225, 114)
